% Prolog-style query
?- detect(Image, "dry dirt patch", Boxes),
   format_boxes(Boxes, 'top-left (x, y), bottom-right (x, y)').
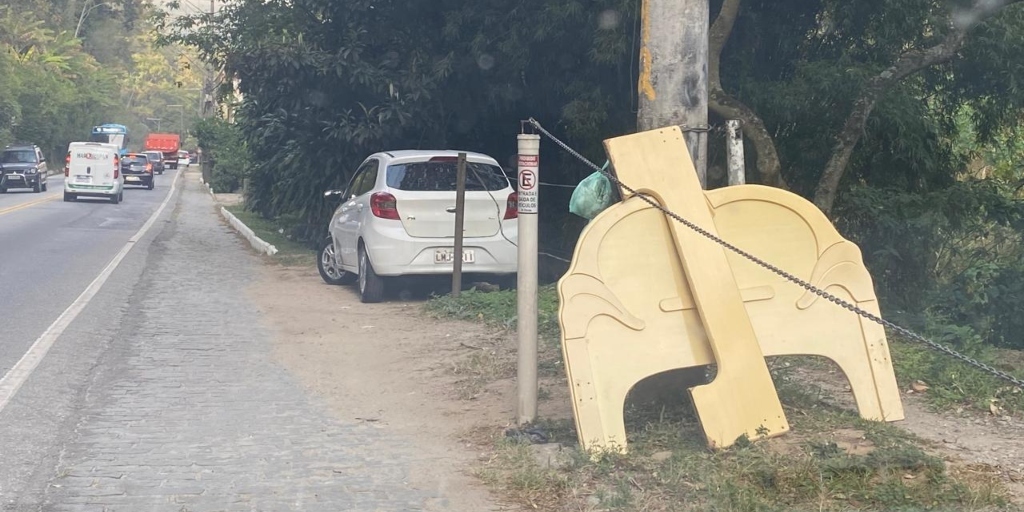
top-left (247, 264), bottom-right (521, 511)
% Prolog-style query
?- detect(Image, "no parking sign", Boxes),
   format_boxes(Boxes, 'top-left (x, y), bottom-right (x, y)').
top-left (517, 154), bottom-right (538, 214)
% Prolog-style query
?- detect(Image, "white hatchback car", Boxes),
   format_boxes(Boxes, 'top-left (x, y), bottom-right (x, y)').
top-left (318, 150), bottom-right (518, 302)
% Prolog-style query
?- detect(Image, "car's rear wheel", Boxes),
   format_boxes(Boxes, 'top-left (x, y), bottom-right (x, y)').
top-left (147, 179), bottom-right (154, 190)
top-left (110, 192), bottom-right (120, 204)
top-left (317, 238), bottom-right (356, 285)
top-left (358, 245), bottom-right (385, 303)
top-left (0, 186), bottom-right (6, 194)
top-left (41, 182), bottom-right (47, 192)
top-left (63, 192), bottom-right (75, 202)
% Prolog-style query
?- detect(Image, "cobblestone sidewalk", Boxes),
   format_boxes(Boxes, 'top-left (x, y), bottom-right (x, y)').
top-left (41, 172), bottom-right (455, 511)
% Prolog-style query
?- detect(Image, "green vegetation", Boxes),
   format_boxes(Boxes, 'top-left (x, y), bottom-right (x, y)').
top-left (0, 1), bottom-right (202, 161)
top-left (426, 284), bottom-right (562, 338)
top-left (195, 118), bottom-right (250, 193)
top-left (223, 204), bottom-right (314, 266)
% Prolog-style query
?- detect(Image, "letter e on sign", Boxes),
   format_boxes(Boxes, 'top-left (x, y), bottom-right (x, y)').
top-left (517, 154), bottom-right (539, 214)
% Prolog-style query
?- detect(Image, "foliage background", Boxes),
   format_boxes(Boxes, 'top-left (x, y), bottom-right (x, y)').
top-left (0, 0), bottom-right (203, 163)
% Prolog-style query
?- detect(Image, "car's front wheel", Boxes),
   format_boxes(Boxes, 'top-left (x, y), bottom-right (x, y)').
top-left (358, 245), bottom-right (385, 303)
top-left (317, 238), bottom-right (356, 285)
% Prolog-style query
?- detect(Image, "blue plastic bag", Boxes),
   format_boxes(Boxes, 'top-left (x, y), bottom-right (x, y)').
top-left (569, 161), bottom-right (616, 221)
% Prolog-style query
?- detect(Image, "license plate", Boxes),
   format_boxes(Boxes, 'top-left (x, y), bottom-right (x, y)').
top-left (75, 176), bottom-right (90, 183)
top-left (125, 176), bottom-right (139, 182)
top-left (434, 249), bottom-right (475, 264)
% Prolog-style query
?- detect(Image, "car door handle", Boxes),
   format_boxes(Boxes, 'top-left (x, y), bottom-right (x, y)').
top-left (445, 206), bottom-right (457, 213)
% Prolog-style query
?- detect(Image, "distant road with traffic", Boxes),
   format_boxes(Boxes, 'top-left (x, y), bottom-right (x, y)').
top-left (0, 169), bottom-right (181, 377)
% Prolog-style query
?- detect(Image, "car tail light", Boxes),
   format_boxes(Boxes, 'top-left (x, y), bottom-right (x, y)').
top-left (370, 192), bottom-right (400, 220)
top-left (113, 155), bottom-right (119, 179)
top-left (146, 163), bottom-right (153, 173)
top-left (428, 156), bottom-right (459, 163)
top-left (65, 153), bottom-right (70, 177)
top-left (503, 192), bottom-right (518, 220)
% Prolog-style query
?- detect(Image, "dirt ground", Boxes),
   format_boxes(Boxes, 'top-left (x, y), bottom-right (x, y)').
top-left (247, 264), bottom-right (534, 511)
top-left (247, 256), bottom-right (1024, 510)
top-left (793, 364), bottom-right (1024, 502)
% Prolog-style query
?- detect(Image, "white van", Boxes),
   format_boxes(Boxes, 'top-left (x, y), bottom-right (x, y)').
top-left (64, 142), bottom-right (125, 203)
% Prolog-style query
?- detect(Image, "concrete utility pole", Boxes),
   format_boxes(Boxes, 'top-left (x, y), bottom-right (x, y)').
top-left (516, 133), bottom-right (540, 425)
top-left (201, 0), bottom-right (216, 118)
top-left (632, 0), bottom-right (711, 404)
top-left (637, 0), bottom-right (709, 188)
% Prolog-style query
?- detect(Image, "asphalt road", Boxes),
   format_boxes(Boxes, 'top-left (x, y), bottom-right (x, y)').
top-left (0, 169), bottom-right (181, 377)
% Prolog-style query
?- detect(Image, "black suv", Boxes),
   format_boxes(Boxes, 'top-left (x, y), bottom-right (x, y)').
top-left (0, 144), bottom-right (48, 193)
top-left (121, 153), bottom-right (155, 190)
top-left (143, 150), bottom-right (166, 175)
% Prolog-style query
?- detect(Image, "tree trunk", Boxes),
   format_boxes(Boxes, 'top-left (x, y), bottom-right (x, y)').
top-left (813, 0), bottom-right (1022, 214)
top-left (708, 0), bottom-right (788, 189)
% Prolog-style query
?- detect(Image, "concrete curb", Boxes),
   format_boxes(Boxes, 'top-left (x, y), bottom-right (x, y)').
top-left (220, 206), bottom-right (279, 256)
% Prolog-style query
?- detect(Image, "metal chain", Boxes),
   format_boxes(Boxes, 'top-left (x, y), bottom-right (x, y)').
top-left (525, 117), bottom-right (1024, 390)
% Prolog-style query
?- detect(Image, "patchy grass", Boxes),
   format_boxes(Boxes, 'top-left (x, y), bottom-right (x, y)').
top-left (428, 287), bottom-right (1019, 511)
top-left (426, 286), bottom-right (564, 399)
top-left (425, 284), bottom-right (561, 338)
top-left (474, 370), bottom-right (1010, 511)
top-left (889, 338), bottom-right (1024, 415)
top-left (223, 204), bottom-right (315, 266)
top-left (474, 380), bottom-right (1010, 511)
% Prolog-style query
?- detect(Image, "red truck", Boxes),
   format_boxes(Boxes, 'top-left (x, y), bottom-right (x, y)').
top-left (144, 133), bottom-right (181, 170)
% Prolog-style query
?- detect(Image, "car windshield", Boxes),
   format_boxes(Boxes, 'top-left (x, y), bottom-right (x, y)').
top-left (90, 133), bottom-right (125, 147)
top-left (123, 156), bottom-right (147, 165)
top-left (385, 161), bottom-right (509, 192)
top-left (1, 150), bottom-right (37, 164)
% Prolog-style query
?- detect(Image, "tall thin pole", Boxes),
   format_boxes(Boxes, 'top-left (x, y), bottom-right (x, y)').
top-left (726, 120), bottom-right (746, 185)
top-left (451, 153), bottom-right (467, 298)
top-left (516, 133), bottom-right (540, 425)
top-left (637, 0), bottom-right (709, 188)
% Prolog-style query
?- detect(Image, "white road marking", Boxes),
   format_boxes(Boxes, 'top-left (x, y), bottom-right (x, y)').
top-left (0, 171), bottom-right (182, 413)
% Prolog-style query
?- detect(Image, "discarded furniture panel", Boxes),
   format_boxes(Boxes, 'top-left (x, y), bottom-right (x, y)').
top-left (558, 127), bottom-right (903, 452)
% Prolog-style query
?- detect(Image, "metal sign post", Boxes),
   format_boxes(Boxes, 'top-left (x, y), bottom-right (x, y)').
top-left (516, 133), bottom-right (540, 425)
top-left (451, 153), bottom-right (467, 298)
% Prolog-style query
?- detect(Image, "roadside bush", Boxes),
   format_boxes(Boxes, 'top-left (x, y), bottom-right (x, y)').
top-left (836, 180), bottom-right (1024, 350)
top-left (194, 117), bottom-right (250, 193)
